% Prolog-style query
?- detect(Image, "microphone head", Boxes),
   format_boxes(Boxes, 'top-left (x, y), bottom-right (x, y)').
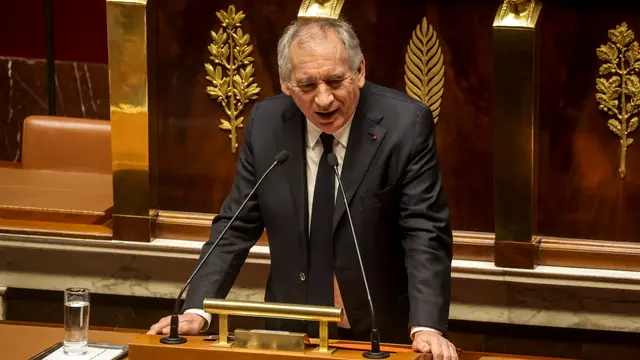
top-left (327, 153), bottom-right (339, 167)
top-left (274, 151), bottom-right (291, 165)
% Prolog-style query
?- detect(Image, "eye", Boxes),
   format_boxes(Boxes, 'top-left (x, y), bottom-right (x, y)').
top-left (326, 79), bottom-right (344, 88)
top-left (298, 83), bottom-right (317, 92)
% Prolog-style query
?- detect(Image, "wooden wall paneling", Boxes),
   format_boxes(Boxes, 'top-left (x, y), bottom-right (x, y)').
top-left (0, 219), bottom-right (111, 240)
top-left (537, 1), bottom-right (640, 242)
top-left (538, 237), bottom-right (640, 272)
top-left (0, 0), bottom-right (108, 63)
top-left (0, 208), bottom-right (106, 225)
top-left (452, 231), bottom-right (495, 262)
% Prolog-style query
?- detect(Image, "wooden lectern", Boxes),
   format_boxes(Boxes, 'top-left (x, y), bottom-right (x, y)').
top-left (0, 322), bottom-right (571, 360)
top-left (128, 298), bottom-right (425, 359)
top-left (128, 335), bottom-right (423, 360)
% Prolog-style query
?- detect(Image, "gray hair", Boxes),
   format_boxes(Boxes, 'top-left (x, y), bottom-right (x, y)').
top-left (277, 18), bottom-right (364, 82)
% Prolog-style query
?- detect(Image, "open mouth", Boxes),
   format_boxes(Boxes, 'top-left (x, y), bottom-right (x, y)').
top-left (315, 109), bottom-right (339, 121)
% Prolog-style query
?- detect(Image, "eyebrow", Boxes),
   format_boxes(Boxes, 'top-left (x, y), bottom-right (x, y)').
top-left (327, 73), bottom-right (346, 80)
top-left (295, 73), bottom-right (346, 85)
top-left (295, 77), bottom-right (315, 85)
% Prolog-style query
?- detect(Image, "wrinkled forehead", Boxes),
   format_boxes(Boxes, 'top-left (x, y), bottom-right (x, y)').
top-left (290, 28), bottom-right (347, 59)
top-left (289, 29), bottom-right (350, 81)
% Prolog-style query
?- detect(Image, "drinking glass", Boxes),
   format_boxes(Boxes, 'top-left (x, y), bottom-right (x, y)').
top-left (63, 287), bottom-right (90, 355)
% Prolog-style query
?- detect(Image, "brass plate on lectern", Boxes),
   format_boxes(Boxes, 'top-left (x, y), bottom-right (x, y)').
top-left (233, 329), bottom-right (308, 352)
top-left (203, 298), bottom-right (343, 353)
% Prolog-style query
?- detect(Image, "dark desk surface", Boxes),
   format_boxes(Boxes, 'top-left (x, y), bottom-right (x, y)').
top-left (0, 321), bottom-right (571, 360)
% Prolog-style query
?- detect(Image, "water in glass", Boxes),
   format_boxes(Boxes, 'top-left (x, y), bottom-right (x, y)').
top-left (64, 288), bottom-right (90, 355)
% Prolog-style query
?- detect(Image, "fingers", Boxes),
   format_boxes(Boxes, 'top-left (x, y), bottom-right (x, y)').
top-left (413, 341), bottom-right (431, 354)
top-left (449, 342), bottom-right (459, 360)
top-left (147, 314), bottom-right (205, 335)
top-left (431, 338), bottom-right (455, 360)
top-left (412, 336), bottom-right (432, 354)
top-left (147, 314), bottom-right (204, 336)
top-left (161, 325), bottom-right (170, 335)
top-left (440, 341), bottom-right (451, 360)
top-left (178, 316), bottom-right (205, 335)
top-left (147, 315), bottom-right (171, 335)
top-left (430, 337), bottom-right (444, 360)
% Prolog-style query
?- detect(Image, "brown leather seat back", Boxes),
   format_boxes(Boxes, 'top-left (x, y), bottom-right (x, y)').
top-left (22, 115), bottom-right (112, 174)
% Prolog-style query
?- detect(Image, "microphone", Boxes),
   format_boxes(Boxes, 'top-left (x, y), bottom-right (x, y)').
top-left (161, 150), bottom-right (291, 344)
top-left (327, 153), bottom-right (389, 359)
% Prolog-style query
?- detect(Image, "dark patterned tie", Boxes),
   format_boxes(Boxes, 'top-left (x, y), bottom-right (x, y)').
top-left (307, 132), bottom-right (335, 307)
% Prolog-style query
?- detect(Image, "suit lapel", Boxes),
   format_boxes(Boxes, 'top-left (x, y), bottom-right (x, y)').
top-left (332, 95), bottom-right (386, 236)
top-left (275, 101), bottom-right (308, 250)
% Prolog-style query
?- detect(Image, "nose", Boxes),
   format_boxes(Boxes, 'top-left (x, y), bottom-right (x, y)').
top-left (314, 83), bottom-right (334, 109)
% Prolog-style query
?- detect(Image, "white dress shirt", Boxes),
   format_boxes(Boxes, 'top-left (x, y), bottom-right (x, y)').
top-left (186, 118), bottom-right (438, 339)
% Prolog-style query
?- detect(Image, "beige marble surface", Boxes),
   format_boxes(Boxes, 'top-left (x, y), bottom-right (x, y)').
top-left (1, 233), bottom-right (640, 333)
top-left (450, 276), bottom-right (640, 333)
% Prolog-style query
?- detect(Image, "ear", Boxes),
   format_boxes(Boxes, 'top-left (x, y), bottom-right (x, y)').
top-left (280, 75), bottom-right (291, 95)
top-left (356, 59), bottom-right (366, 88)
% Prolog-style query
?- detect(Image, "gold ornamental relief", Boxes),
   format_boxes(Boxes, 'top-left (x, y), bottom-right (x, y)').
top-left (404, 17), bottom-right (445, 124)
top-left (494, 0), bottom-right (541, 28)
top-left (205, 5), bottom-right (260, 154)
top-left (596, 22), bottom-right (640, 179)
top-left (298, 0), bottom-right (344, 19)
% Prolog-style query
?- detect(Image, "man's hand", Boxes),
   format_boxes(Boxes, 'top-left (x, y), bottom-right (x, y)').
top-left (412, 331), bottom-right (458, 360)
top-left (147, 313), bottom-right (206, 336)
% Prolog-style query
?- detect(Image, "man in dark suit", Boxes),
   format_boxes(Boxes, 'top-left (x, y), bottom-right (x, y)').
top-left (149, 17), bottom-right (456, 359)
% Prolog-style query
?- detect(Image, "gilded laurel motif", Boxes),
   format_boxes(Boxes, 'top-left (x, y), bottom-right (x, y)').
top-left (205, 5), bottom-right (260, 153)
top-left (404, 17), bottom-right (445, 123)
top-left (596, 22), bottom-right (640, 179)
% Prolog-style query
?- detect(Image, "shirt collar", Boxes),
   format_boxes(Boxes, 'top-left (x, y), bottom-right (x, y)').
top-left (305, 116), bottom-right (353, 149)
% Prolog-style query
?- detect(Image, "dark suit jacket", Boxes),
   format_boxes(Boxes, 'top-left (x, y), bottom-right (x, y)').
top-left (184, 81), bottom-right (453, 344)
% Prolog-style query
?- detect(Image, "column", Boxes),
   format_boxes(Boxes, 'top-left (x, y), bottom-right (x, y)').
top-left (106, 0), bottom-right (157, 241)
top-left (492, 1), bottom-right (543, 269)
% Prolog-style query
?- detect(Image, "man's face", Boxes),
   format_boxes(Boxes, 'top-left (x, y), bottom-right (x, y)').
top-left (281, 29), bottom-right (366, 134)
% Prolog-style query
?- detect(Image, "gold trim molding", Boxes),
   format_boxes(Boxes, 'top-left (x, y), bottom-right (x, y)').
top-left (404, 17), bottom-right (445, 124)
top-left (596, 22), bottom-right (640, 179)
top-left (205, 5), bottom-right (260, 154)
